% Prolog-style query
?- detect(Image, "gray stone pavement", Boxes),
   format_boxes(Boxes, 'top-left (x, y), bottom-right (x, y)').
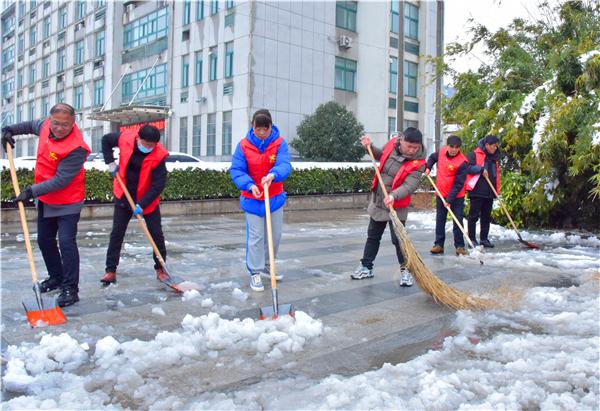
top-left (0, 208), bottom-right (565, 396)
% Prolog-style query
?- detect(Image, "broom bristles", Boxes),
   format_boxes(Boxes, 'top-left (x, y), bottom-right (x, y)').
top-left (389, 210), bottom-right (496, 310)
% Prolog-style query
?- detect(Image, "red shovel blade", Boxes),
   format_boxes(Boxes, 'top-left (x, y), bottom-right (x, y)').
top-left (259, 304), bottom-right (295, 320)
top-left (22, 297), bottom-right (67, 327)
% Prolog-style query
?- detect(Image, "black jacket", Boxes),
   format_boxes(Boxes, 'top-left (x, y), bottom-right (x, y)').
top-left (467, 138), bottom-right (501, 199)
top-left (427, 151), bottom-right (468, 203)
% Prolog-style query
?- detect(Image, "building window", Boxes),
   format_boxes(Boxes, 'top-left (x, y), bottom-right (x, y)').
top-left (17, 69), bottom-right (23, 88)
top-left (404, 3), bottom-right (419, 40)
top-left (192, 115), bottom-right (201, 157)
top-left (210, 0), bottom-right (218, 15)
top-left (404, 119), bottom-right (418, 130)
top-left (209, 46), bottom-right (217, 81)
top-left (76, 0), bottom-right (85, 20)
top-left (222, 111), bottom-right (232, 155)
top-left (41, 96), bottom-right (49, 117)
top-left (28, 102), bottom-right (35, 120)
top-left (57, 90), bottom-right (64, 103)
top-left (226, 0), bottom-right (235, 8)
top-left (224, 12), bottom-right (234, 27)
top-left (404, 60), bottom-right (418, 97)
top-left (335, 57), bottom-right (356, 92)
top-left (95, 1), bottom-right (105, 9)
top-left (29, 64), bottom-right (36, 83)
top-left (75, 40), bottom-right (84, 65)
top-left (57, 48), bottom-right (65, 72)
top-left (195, 51), bottom-right (203, 84)
top-left (29, 25), bottom-right (36, 47)
top-left (122, 64), bottom-right (168, 104)
top-left (95, 30), bottom-right (105, 57)
top-left (224, 42), bottom-right (233, 78)
top-left (18, 33), bottom-right (24, 54)
top-left (43, 16), bottom-right (50, 37)
top-left (124, 8), bottom-right (168, 49)
top-left (2, 45), bottom-right (14, 66)
top-left (207, 113), bottom-right (216, 156)
top-left (183, 0), bottom-right (191, 25)
top-left (58, 6), bottom-right (67, 29)
top-left (388, 117), bottom-right (396, 137)
top-left (181, 55), bottom-right (189, 88)
top-left (94, 79), bottom-right (104, 107)
top-left (74, 85), bottom-right (83, 110)
top-left (335, 1), bottom-right (357, 32)
top-left (42, 57), bottom-right (49, 79)
top-left (178, 117), bottom-right (188, 152)
top-left (196, 0), bottom-right (204, 20)
top-left (91, 127), bottom-right (103, 152)
top-left (391, 1), bottom-right (399, 34)
top-left (389, 56), bottom-right (397, 94)
top-left (404, 101), bottom-right (419, 113)
top-left (16, 104), bottom-right (22, 123)
top-left (27, 139), bottom-right (35, 156)
top-left (388, 97), bottom-right (396, 109)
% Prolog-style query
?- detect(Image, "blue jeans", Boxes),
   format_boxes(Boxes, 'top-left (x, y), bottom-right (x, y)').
top-left (37, 202), bottom-right (81, 291)
top-left (434, 197), bottom-right (465, 248)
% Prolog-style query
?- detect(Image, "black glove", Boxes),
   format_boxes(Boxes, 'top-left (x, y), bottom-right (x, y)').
top-left (1, 130), bottom-right (15, 152)
top-left (15, 187), bottom-right (34, 202)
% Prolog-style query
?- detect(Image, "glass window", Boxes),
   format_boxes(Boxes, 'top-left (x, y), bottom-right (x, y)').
top-left (91, 127), bottom-right (103, 152)
top-left (391, 1), bottom-right (399, 34)
top-left (76, 0), bottom-right (85, 19)
top-left (334, 57), bottom-right (356, 92)
top-left (17, 69), bottom-right (23, 88)
top-left (209, 46), bottom-right (217, 81)
top-left (42, 57), bottom-right (49, 78)
top-left (56, 90), bottom-right (64, 103)
top-left (75, 40), bottom-right (84, 65)
top-left (41, 96), bottom-right (49, 117)
top-left (181, 55), bottom-right (189, 88)
top-left (58, 6), bottom-right (67, 29)
top-left (27, 138), bottom-right (35, 156)
top-left (123, 8), bottom-right (168, 49)
top-left (95, 30), bottom-right (105, 57)
top-left (122, 64), bottom-right (168, 104)
top-left (18, 33), bottom-right (24, 54)
top-left (179, 117), bottom-right (188, 152)
top-left (183, 0), bottom-right (191, 25)
top-left (388, 117), bottom-right (396, 137)
top-left (43, 16), bottom-right (50, 37)
top-left (404, 60), bottom-right (418, 97)
top-left (29, 64), bottom-right (36, 83)
top-left (57, 48), bottom-right (65, 72)
top-left (96, 1), bottom-right (105, 9)
top-left (224, 42), bottom-right (233, 78)
top-left (16, 104), bottom-right (22, 123)
top-left (29, 24), bottom-right (36, 46)
top-left (195, 51), bottom-right (203, 84)
top-left (389, 56), bottom-right (397, 94)
top-left (404, 3), bottom-right (419, 40)
top-left (210, 0), bottom-right (218, 15)
top-left (74, 85), bottom-right (83, 110)
top-left (94, 79), bottom-right (104, 106)
top-left (226, 0), bottom-right (235, 8)
top-left (1, 45), bottom-right (14, 66)
top-left (196, 0), bottom-right (204, 20)
top-left (222, 111), bottom-right (232, 155)
top-left (207, 113), bottom-right (216, 155)
top-left (28, 102), bottom-right (35, 120)
top-left (192, 115), bottom-right (201, 157)
top-left (335, 1), bottom-right (357, 32)
top-left (404, 119), bottom-right (418, 130)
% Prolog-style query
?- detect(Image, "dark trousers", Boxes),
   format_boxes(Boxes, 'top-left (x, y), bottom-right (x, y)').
top-left (37, 202), bottom-right (81, 291)
top-left (468, 196), bottom-right (494, 242)
top-left (435, 197), bottom-right (465, 248)
top-left (105, 204), bottom-right (166, 272)
top-left (360, 218), bottom-right (405, 270)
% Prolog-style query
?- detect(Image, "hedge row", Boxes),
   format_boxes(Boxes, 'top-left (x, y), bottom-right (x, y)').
top-left (0, 167), bottom-right (375, 204)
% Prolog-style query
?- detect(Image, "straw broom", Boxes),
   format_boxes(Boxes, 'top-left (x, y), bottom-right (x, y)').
top-left (366, 144), bottom-right (495, 310)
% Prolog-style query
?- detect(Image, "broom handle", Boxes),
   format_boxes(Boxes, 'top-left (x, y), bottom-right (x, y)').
top-left (263, 183), bottom-right (277, 291)
top-left (366, 145), bottom-right (394, 211)
top-left (482, 173), bottom-right (523, 238)
top-left (425, 174), bottom-right (476, 250)
top-left (6, 144), bottom-right (39, 283)
top-left (115, 173), bottom-right (168, 268)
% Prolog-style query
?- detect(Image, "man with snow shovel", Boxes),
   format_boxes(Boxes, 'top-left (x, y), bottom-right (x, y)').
top-left (100, 124), bottom-right (170, 285)
top-left (352, 128), bottom-right (427, 286)
top-left (1, 103), bottom-right (90, 307)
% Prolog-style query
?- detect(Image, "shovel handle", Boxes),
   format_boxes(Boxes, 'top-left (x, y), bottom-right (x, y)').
top-left (263, 183), bottom-right (278, 291)
top-left (114, 173), bottom-right (168, 269)
top-left (482, 173), bottom-right (522, 238)
top-left (366, 144), bottom-right (394, 212)
top-left (6, 143), bottom-right (38, 283)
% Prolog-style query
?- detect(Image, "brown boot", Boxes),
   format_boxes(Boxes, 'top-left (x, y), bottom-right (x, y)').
top-left (455, 247), bottom-right (467, 256)
top-left (101, 271), bottom-right (117, 284)
top-left (430, 245), bottom-right (444, 254)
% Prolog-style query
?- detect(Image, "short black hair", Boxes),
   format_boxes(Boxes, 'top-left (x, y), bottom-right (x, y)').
top-left (138, 125), bottom-right (161, 142)
top-left (483, 135), bottom-right (499, 145)
top-left (403, 127), bottom-right (423, 144)
top-left (50, 103), bottom-right (75, 117)
top-left (446, 135), bottom-right (462, 147)
top-left (252, 109), bottom-right (272, 129)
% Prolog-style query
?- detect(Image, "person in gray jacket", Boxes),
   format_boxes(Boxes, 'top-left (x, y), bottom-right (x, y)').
top-left (352, 128), bottom-right (427, 286)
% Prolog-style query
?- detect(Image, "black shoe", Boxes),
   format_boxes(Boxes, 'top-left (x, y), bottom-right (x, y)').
top-left (57, 288), bottom-right (79, 307)
top-left (480, 239), bottom-right (495, 248)
top-left (39, 277), bottom-right (62, 293)
top-left (469, 238), bottom-right (479, 246)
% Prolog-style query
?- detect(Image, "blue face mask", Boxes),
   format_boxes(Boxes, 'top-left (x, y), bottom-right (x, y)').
top-left (137, 143), bottom-right (154, 154)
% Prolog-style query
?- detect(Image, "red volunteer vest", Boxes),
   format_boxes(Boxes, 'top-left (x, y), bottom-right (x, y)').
top-left (370, 138), bottom-right (427, 209)
top-left (240, 136), bottom-right (284, 201)
top-left (113, 130), bottom-right (169, 215)
top-left (436, 146), bottom-right (468, 199)
top-left (466, 147), bottom-right (500, 192)
top-left (34, 119), bottom-right (90, 205)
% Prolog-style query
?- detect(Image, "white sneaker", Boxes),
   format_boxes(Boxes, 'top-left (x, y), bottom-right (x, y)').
top-left (261, 268), bottom-right (283, 281)
top-left (399, 268), bottom-right (414, 287)
top-left (351, 265), bottom-right (374, 280)
top-left (250, 274), bottom-right (264, 292)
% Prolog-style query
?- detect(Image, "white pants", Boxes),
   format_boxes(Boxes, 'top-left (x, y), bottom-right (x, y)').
top-left (245, 208), bottom-right (283, 275)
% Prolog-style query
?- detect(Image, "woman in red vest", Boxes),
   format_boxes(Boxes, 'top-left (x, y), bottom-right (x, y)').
top-left (425, 135), bottom-right (469, 256)
top-left (352, 128), bottom-right (427, 287)
top-left (99, 125), bottom-right (170, 285)
top-left (1, 103), bottom-right (90, 307)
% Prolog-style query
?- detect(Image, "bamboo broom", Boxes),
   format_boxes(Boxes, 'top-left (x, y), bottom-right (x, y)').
top-left (366, 144), bottom-right (495, 310)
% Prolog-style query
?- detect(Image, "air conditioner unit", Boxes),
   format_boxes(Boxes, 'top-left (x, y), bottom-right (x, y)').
top-left (338, 35), bottom-right (353, 49)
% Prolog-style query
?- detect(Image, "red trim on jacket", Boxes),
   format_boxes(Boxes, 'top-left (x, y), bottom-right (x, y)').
top-left (240, 137), bottom-right (284, 200)
top-left (466, 147), bottom-right (500, 192)
top-left (436, 146), bottom-right (468, 199)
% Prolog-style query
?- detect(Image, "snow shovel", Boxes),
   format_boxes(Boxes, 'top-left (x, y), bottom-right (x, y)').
top-left (6, 143), bottom-right (66, 327)
top-left (482, 174), bottom-right (540, 249)
top-left (259, 182), bottom-right (294, 320)
top-left (425, 174), bottom-right (484, 265)
top-left (114, 174), bottom-right (193, 293)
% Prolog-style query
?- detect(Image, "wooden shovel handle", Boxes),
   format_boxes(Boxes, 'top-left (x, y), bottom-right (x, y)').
top-left (6, 144), bottom-right (38, 283)
top-left (263, 183), bottom-right (278, 290)
top-left (482, 173), bottom-right (522, 237)
top-left (366, 144), bottom-right (393, 211)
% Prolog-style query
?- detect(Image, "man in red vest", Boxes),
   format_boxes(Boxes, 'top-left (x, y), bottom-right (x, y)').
top-left (465, 135), bottom-right (501, 248)
top-left (99, 125), bottom-right (170, 285)
top-left (352, 128), bottom-right (427, 286)
top-left (1, 103), bottom-right (90, 307)
top-left (425, 135), bottom-right (469, 256)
